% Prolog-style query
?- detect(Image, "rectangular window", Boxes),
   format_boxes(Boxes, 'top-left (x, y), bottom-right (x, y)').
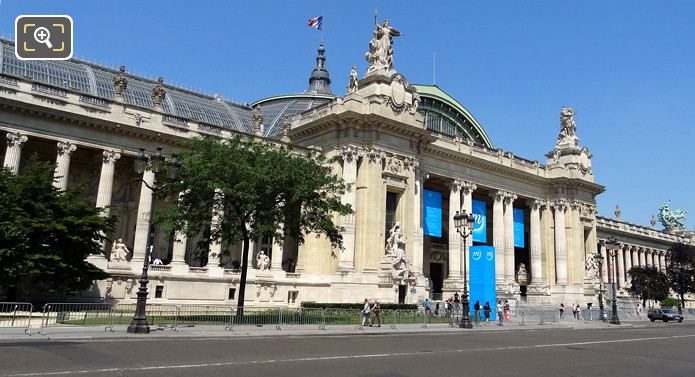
top-left (154, 285), bottom-right (164, 298)
top-left (228, 288), bottom-right (236, 300)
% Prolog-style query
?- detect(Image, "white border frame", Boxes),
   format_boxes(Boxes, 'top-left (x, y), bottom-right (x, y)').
top-left (14, 15), bottom-right (74, 61)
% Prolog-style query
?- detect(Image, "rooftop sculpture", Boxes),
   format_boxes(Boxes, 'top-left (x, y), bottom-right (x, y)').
top-left (658, 201), bottom-right (688, 232)
top-left (365, 18), bottom-right (401, 74)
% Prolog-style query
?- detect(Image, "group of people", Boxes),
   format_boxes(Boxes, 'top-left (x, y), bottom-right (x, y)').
top-left (558, 303), bottom-right (585, 320)
top-left (361, 298), bottom-right (382, 327)
top-left (422, 297), bottom-right (512, 327)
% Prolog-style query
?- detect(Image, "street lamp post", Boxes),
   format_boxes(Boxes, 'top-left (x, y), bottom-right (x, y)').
top-left (127, 147), bottom-right (180, 334)
top-left (594, 251), bottom-right (606, 322)
top-left (453, 210), bottom-right (476, 329)
top-left (606, 236), bottom-right (621, 325)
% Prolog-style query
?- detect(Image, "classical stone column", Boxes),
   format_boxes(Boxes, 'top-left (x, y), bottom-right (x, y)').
top-left (4, 131), bottom-right (28, 174)
top-left (529, 200), bottom-right (544, 286)
top-left (658, 252), bottom-right (665, 271)
top-left (600, 242), bottom-right (608, 284)
top-left (460, 181), bottom-right (477, 283)
top-left (638, 248), bottom-right (645, 267)
top-left (616, 245), bottom-right (625, 289)
top-left (207, 190), bottom-right (223, 269)
top-left (553, 201), bottom-right (568, 285)
top-left (411, 169), bottom-right (425, 277)
top-left (271, 227), bottom-right (284, 271)
top-left (503, 192), bottom-right (517, 285)
top-left (447, 179), bottom-right (462, 280)
top-left (625, 245), bottom-right (633, 278)
top-left (338, 146), bottom-right (361, 271)
top-left (54, 141), bottom-right (77, 190)
top-left (95, 151), bottom-right (121, 216)
top-left (170, 229), bottom-right (188, 274)
top-left (131, 168), bottom-right (155, 265)
top-left (491, 191), bottom-right (505, 285)
top-left (651, 250), bottom-right (657, 268)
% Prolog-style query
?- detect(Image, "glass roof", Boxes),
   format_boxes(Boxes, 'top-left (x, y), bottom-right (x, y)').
top-left (0, 40), bottom-right (254, 135)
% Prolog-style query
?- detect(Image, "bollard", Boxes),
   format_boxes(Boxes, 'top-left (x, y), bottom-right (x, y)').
top-left (520, 310), bottom-right (526, 326)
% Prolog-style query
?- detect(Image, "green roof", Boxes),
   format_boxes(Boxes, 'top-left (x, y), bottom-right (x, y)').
top-left (413, 84), bottom-right (493, 148)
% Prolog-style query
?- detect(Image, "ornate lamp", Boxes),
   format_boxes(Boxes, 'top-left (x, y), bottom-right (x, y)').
top-left (594, 251), bottom-right (606, 321)
top-left (454, 209), bottom-right (476, 329)
top-left (605, 236), bottom-right (621, 325)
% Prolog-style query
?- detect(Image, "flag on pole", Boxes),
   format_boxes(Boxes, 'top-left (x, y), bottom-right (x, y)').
top-left (308, 16), bottom-right (323, 30)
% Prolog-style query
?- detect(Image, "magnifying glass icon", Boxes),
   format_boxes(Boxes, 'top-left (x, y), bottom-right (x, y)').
top-left (33, 27), bottom-right (53, 49)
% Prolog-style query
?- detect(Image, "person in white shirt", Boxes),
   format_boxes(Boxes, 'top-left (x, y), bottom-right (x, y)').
top-left (497, 301), bottom-right (504, 326)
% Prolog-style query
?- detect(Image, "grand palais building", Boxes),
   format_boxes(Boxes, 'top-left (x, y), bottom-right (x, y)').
top-left (1, 25), bottom-right (693, 309)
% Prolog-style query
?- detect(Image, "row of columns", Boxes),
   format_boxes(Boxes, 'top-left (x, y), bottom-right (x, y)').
top-left (3, 130), bottom-right (285, 273)
top-left (447, 184), bottom-right (546, 292)
top-left (598, 241), bottom-right (668, 289)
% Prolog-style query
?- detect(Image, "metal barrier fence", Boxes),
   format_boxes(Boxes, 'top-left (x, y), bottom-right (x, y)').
top-left (39, 303), bottom-right (114, 335)
top-left (0, 302), bottom-right (34, 335)
top-left (9, 302), bottom-right (691, 336)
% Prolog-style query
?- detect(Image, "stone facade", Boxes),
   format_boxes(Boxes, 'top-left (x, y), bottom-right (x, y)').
top-left (0, 37), bottom-right (693, 308)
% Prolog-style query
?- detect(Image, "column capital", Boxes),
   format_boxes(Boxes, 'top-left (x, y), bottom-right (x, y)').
top-left (490, 190), bottom-right (505, 202)
top-left (102, 150), bottom-right (121, 164)
top-left (366, 147), bottom-right (384, 164)
top-left (503, 192), bottom-right (517, 204)
top-left (448, 179), bottom-right (461, 193)
top-left (57, 140), bottom-right (77, 156)
top-left (552, 200), bottom-right (567, 211)
top-left (530, 198), bottom-right (544, 211)
top-left (6, 131), bottom-right (28, 148)
top-left (460, 181), bottom-right (477, 195)
top-left (340, 145), bottom-right (363, 164)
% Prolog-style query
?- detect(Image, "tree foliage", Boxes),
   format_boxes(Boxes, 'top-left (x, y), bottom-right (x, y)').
top-left (0, 158), bottom-right (113, 300)
top-left (665, 243), bottom-right (695, 308)
top-left (157, 137), bottom-right (352, 311)
top-left (626, 266), bottom-right (670, 307)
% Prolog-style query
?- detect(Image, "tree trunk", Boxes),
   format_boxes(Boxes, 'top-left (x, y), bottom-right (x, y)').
top-left (237, 227), bottom-right (250, 318)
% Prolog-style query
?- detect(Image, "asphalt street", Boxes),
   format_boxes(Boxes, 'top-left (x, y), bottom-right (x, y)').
top-left (1, 323), bottom-right (693, 377)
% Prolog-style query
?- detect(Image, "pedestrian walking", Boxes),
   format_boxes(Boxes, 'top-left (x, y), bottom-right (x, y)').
top-left (559, 303), bottom-right (565, 319)
top-left (435, 302), bottom-right (440, 316)
top-left (572, 303), bottom-right (578, 319)
top-left (423, 298), bottom-right (431, 316)
top-left (361, 299), bottom-right (371, 327)
top-left (484, 302), bottom-right (492, 325)
top-left (454, 292), bottom-right (461, 315)
top-left (636, 303), bottom-right (642, 320)
top-left (370, 299), bottom-right (381, 327)
top-left (504, 300), bottom-right (510, 321)
top-left (576, 304), bottom-right (582, 320)
top-left (474, 300), bottom-right (481, 325)
top-left (497, 301), bottom-right (504, 326)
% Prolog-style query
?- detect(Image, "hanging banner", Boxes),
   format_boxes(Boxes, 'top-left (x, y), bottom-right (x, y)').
top-left (472, 199), bottom-right (487, 243)
top-left (469, 245), bottom-right (497, 320)
top-left (513, 208), bottom-right (524, 248)
top-left (423, 189), bottom-right (442, 237)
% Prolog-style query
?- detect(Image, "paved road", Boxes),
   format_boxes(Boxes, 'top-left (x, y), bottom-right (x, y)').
top-left (1, 323), bottom-right (693, 377)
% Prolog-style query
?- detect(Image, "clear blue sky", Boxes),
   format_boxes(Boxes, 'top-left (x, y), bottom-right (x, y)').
top-left (1, 1), bottom-right (693, 229)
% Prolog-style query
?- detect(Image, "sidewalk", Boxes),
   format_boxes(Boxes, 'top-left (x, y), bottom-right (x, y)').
top-left (0, 320), bottom-right (640, 342)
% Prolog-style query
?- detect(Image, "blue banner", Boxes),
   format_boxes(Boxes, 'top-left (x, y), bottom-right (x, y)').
top-left (472, 199), bottom-right (487, 243)
top-left (513, 208), bottom-right (524, 248)
top-left (469, 245), bottom-right (497, 320)
top-left (423, 189), bottom-right (442, 237)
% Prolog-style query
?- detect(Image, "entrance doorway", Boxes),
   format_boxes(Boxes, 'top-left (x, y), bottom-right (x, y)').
top-left (398, 285), bottom-right (406, 304)
top-left (430, 263), bottom-right (443, 300)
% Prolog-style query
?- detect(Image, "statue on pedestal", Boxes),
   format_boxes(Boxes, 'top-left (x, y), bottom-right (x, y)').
top-left (110, 238), bottom-right (130, 263)
top-left (658, 201), bottom-right (688, 232)
top-left (256, 250), bottom-right (271, 271)
top-left (385, 222), bottom-right (410, 280)
top-left (516, 263), bottom-right (528, 285)
top-left (348, 65), bottom-right (359, 94)
top-left (557, 106), bottom-right (578, 144)
top-left (366, 18), bottom-right (402, 73)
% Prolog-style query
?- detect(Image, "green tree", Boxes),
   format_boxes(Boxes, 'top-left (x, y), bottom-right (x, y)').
top-left (665, 243), bottom-right (695, 308)
top-left (0, 158), bottom-right (114, 300)
top-left (626, 266), bottom-right (670, 307)
top-left (157, 137), bottom-right (352, 314)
